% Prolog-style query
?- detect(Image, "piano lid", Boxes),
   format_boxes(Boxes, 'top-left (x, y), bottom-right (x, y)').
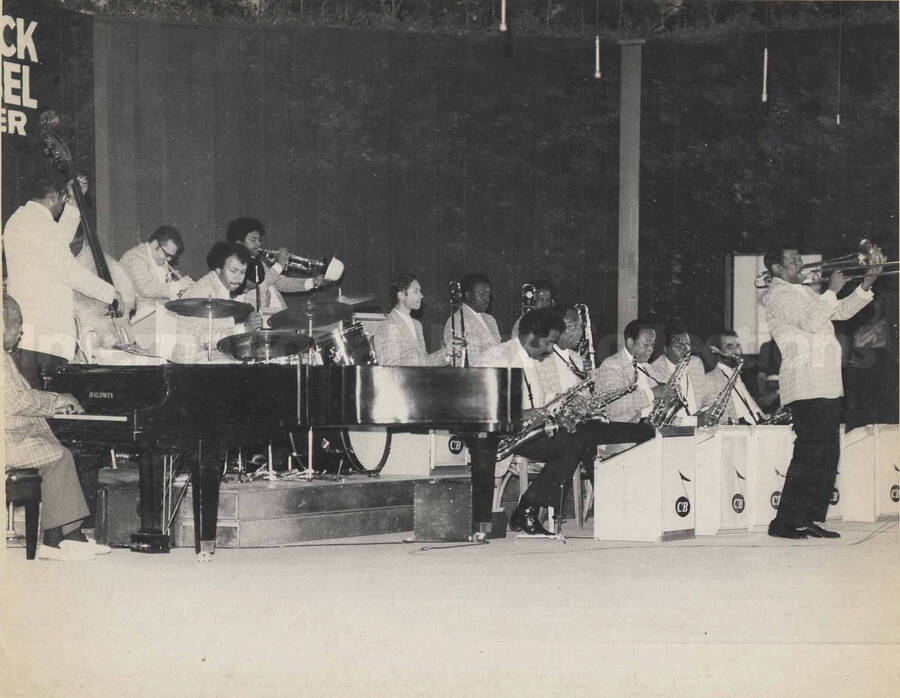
top-left (300, 366), bottom-right (522, 431)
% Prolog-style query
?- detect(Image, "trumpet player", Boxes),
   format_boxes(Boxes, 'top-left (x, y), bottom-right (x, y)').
top-left (510, 279), bottom-right (555, 339)
top-left (226, 217), bottom-right (326, 310)
top-left (476, 309), bottom-right (652, 535)
top-left (119, 225), bottom-right (195, 319)
top-left (442, 272), bottom-right (501, 366)
top-left (762, 246), bottom-right (878, 540)
top-left (372, 273), bottom-right (461, 366)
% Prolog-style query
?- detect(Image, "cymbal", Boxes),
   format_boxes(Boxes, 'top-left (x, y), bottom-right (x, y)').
top-left (217, 329), bottom-right (311, 361)
top-left (166, 298), bottom-right (253, 321)
top-left (336, 294), bottom-right (376, 306)
top-left (268, 300), bottom-right (353, 330)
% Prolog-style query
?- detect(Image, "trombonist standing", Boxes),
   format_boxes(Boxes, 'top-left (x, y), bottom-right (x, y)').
top-left (762, 246), bottom-right (878, 540)
top-left (226, 217), bottom-right (326, 311)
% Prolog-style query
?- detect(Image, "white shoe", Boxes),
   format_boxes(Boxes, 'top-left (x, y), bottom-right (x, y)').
top-left (38, 543), bottom-right (95, 561)
top-left (84, 539), bottom-right (112, 555)
top-left (60, 539), bottom-right (112, 556)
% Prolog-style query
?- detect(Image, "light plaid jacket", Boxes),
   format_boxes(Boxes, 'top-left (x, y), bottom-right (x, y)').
top-left (442, 304), bottom-right (501, 366)
top-left (763, 279), bottom-right (872, 404)
top-left (592, 347), bottom-right (654, 423)
top-left (4, 352), bottom-right (65, 469)
top-left (372, 309), bottom-right (446, 367)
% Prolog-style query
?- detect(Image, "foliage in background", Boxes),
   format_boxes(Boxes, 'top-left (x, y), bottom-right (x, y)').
top-left (60, 0), bottom-right (898, 39)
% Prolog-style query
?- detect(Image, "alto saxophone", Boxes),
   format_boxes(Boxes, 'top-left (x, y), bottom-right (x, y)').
top-left (648, 338), bottom-right (691, 429)
top-left (698, 348), bottom-right (744, 427)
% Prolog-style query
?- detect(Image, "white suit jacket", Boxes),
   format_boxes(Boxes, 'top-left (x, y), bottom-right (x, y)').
top-left (4, 201), bottom-right (116, 360)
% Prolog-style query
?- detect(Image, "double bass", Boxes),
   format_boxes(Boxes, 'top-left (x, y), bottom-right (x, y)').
top-left (39, 111), bottom-right (145, 357)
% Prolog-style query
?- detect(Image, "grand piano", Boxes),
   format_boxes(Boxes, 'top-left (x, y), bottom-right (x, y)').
top-left (45, 364), bottom-right (521, 558)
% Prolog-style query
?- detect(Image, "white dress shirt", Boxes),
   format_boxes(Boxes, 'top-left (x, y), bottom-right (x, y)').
top-left (716, 362), bottom-right (764, 424)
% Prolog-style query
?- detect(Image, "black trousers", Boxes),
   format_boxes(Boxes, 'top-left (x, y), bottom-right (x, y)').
top-left (468, 421), bottom-right (654, 522)
top-left (12, 348), bottom-right (69, 390)
top-left (774, 397), bottom-right (841, 527)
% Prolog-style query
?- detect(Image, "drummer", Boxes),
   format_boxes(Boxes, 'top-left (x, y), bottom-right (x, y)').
top-left (171, 242), bottom-right (262, 363)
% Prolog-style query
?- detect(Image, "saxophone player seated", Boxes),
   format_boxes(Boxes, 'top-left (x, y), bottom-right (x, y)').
top-left (476, 309), bottom-right (652, 535)
top-left (592, 319), bottom-right (664, 423)
top-left (645, 321), bottom-right (706, 426)
top-left (697, 330), bottom-right (766, 425)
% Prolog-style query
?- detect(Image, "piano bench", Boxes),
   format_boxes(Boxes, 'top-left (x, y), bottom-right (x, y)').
top-left (6, 468), bottom-right (42, 560)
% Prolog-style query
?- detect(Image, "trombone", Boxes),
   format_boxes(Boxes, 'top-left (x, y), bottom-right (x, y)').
top-left (755, 239), bottom-right (898, 288)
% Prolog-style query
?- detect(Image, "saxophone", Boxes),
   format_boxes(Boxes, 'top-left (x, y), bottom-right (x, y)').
top-left (698, 347), bottom-right (744, 427)
top-left (648, 338), bottom-right (691, 429)
top-left (583, 359), bottom-right (639, 423)
top-left (496, 374), bottom-right (596, 460)
top-left (758, 406), bottom-right (792, 425)
top-left (496, 361), bottom-right (639, 460)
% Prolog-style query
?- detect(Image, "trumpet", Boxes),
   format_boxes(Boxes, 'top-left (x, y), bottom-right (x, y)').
top-left (521, 283), bottom-right (536, 315)
top-left (259, 248), bottom-right (345, 280)
top-left (755, 239), bottom-right (898, 288)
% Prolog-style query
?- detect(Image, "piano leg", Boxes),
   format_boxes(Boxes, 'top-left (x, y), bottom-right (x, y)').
top-left (191, 444), bottom-right (222, 561)
top-left (131, 452), bottom-right (171, 553)
top-left (466, 434), bottom-right (499, 529)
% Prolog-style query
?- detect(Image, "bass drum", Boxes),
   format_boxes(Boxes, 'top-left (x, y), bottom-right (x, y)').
top-left (315, 323), bottom-right (378, 366)
top-left (316, 428), bottom-right (393, 475)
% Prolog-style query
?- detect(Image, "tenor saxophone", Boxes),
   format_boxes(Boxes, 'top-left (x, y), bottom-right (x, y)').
top-left (496, 361), bottom-right (639, 460)
top-left (496, 374), bottom-right (596, 460)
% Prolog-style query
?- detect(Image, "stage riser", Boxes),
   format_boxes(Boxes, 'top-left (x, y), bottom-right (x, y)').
top-left (176, 506), bottom-right (413, 548)
top-left (172, 477), bottom-right (421, 548)
top-left (202, 480), bottom-right (415, 520)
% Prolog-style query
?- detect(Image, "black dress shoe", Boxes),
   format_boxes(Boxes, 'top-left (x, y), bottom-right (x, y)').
top-left (768, 519), bottom-right (808, 539)
top-left (799, 522), bottom-right (841, 539)
top-left (509, 504), bottom-right (552, 536)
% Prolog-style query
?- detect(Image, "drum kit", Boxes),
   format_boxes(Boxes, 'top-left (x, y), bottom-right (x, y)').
top-left (164, 296), bottom-right (378, 366)
top-left (164, 295), bottom-right (381, 479)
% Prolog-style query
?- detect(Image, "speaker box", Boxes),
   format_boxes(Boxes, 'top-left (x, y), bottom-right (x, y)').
top-left (413, 478), bottom-right (472, 542)
top-left (95, 482), bottom-right (141, 547)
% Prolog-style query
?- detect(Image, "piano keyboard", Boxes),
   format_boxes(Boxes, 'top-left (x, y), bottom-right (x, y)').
top-left (51, 413), bottom-right (129, 422)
